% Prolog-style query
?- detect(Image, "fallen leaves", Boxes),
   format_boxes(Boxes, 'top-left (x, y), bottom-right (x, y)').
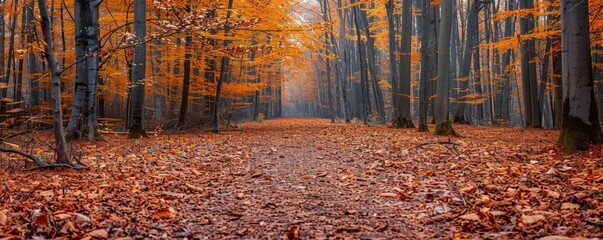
top-left (458, 213), bottom-right (480, 221)
top-left (153, 207), bottom-right (177, 219)
top-left (87, 229), bottom-right (109, 239)
top-left (1, 119), bottom-right (601, 239)
top-left (560, 202), bottom-right (580, 210)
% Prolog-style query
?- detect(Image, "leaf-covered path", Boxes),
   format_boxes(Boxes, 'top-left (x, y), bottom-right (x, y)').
top-left (1, 118), bottom-right (602, 239)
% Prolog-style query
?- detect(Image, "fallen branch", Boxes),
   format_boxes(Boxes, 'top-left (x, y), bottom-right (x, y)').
top-left (0, 146), bottom-right (86, 171)
top-left (416, 140), bottom-right (466, 160)
top-left (24, 164), bottom-right (85, 171)
top-left (0, 146), bottom-right (45, 166)
top-left (416, 140), bottom-right (460, 147)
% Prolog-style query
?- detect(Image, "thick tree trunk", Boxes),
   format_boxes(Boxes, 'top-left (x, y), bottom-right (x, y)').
top-left (128, 0), bottom-right (148, 138)
top-left (38, 0), bottom-right (70, 164)
top-left (558, 0), bottom-right (603, 154)
top-left (434, 0), bottom-right (458, 136)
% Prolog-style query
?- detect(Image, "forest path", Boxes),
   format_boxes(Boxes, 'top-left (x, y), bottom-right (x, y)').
top-left (1, 118), bottom-right (601, 239)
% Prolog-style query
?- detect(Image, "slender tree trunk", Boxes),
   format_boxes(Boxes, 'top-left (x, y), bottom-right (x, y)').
top-left (353, 5), bottom-right (369, 124)
top-left (128, 0), bottom-right (148, 138)
top-left (27, 0), bottom-right (39, 107)
top-left (178, 32), bottom-right (192, 125)
top-left (212, 0), bottom-right (234, 132)
top-left (39, 0), bottom-right (70, 164)
top-left (2, 0), bottom-right (19, 102)
top-left (453, 0), bottom-right (480, 124)
top-left (394, 0), bottom-right (415, 128)
top-left (519, 0), bottom-right (540, 127)
top-left (418, 0), bottom-right (431, 132)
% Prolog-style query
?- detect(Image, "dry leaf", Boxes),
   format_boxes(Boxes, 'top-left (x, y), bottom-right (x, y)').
top-left (560, 202), bottom-right (580, 210)
top-left (379, 193), bottom-right (398, 198)
top-left (287, 225), bottom-right (300, 240)
top-left (341, 174), bottom-right (353, 180)
top-left (87, 229), bottom-right (109, 239)
top-left (458, 213), bottom-right (480, 221)
top-left (185, 183), bottom-right (203, 193)
top-left (521, 214), bottom-right (545, 225)
top-left (153, 207), bottom-right (176, 219)
top-left (460, 186), bottom-right (477, 194)
top-left (0, 211), bottom-right (7, 225)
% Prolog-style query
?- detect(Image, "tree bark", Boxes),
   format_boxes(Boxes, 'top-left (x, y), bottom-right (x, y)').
top-left (558, 0), bottom-right (603, 154)
top-left (38, 0), bottom-right (71, 164)
top-left (434, 0), bottom-right (458, 136)
top-left (212, 0), bottom-right (234, 133)
top-left (128, 0), bottom-right (148, 138)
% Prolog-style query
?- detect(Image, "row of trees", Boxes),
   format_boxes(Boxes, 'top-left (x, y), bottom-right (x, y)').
top-left (0, 0), bottom-right (306, 165)
top-left (0, 0), bottom-right (601, 166)
top-left (284, 0), bottom-right (602, 153)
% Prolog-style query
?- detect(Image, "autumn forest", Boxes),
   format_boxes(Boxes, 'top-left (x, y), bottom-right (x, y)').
top-left (0, 0), bottom-right (602, 238)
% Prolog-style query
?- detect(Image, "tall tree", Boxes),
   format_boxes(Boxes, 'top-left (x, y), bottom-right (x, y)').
top-left (519, 0), bottom-right (540, 127)
top-left (66, 0), bottom-right (102, 140)
top-left (394, 0), bottom-right (415, 128)
top-left (128, 0), bottom-right (148, 138)
top-left (212, 0), bottom-right (234, 133)
top-left (557, 0), bottom-right (602, 153)
top-left (38, 0), bottom-right (71, 164)
top-left (434, 0), bottom-right (458, 136)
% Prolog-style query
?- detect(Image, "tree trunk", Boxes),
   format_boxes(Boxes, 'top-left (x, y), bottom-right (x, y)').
top-left (38, 0), bottom-right (70, 164)
top-left (394, 0), bottom-right (415, 128)
top-left (453, 0), bottom-right (479, 124)
top-left (128, 0), bottom-right (148, 138)
top-left (212, 0), bottom-right (234, 133)
top-left (558, 0), bottom-right (602, 154)
top-left (27, 0), bottom-right (39, 107)
top-left (434, 0), bottom-right (458, 136)
top-left (418, 0), bottom-right (431, 132)
top-left (179, 32), bottom-right (193, 125)
top-left (519, 0), bottom-right (540, 128)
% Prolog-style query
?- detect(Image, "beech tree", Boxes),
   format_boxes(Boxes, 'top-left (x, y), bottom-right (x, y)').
top-left (558, 0), bottom-right (602, 153)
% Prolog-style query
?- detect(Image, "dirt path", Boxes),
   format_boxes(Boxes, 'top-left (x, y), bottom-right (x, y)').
top-left (1, 118), bottom-right (601, 239)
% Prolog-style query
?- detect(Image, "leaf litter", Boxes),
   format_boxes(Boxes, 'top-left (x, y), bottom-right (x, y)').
top-left (0, 118), bottom-right (601, 239)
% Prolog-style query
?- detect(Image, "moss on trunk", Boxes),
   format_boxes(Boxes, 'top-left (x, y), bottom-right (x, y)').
top-left (435, 120), bottom-right (460, 137)
top-left (392, 117), bottom-right (415, 129)
top-left (558, 96), bottom-right (603, 154)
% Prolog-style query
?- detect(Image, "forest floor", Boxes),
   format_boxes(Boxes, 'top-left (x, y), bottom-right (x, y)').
top-left (0, 118), bottom-right (602, 239)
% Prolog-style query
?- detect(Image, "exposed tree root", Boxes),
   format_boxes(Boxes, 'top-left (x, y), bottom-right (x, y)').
top-left (392, 117), bottom-right (415, 128)
top-left (435, 120), bottom-right (461, 137)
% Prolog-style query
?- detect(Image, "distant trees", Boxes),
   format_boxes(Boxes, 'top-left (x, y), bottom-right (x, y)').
top-left (0, 0), bottom-right (603, 161)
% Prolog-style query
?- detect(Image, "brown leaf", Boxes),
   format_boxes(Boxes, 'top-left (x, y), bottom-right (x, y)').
top-left (185, 183), bottom-right (203, 193)
top-left (560, 202), bottom-right (580, 210)
top-left (379, 193), bottom-right (398, 198)
top-left (458, 213), bottom-right (480, 221)
top-left (153, 207), bottom-right (176, 219)
top-left (521, 214), bottom-right (545, 225)
top-left (87, 229), bottom-right (109, 239)
top-left (0, 210), bottom-right (7, 225)
top-left (287, 225), bottom-right (300, 240)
